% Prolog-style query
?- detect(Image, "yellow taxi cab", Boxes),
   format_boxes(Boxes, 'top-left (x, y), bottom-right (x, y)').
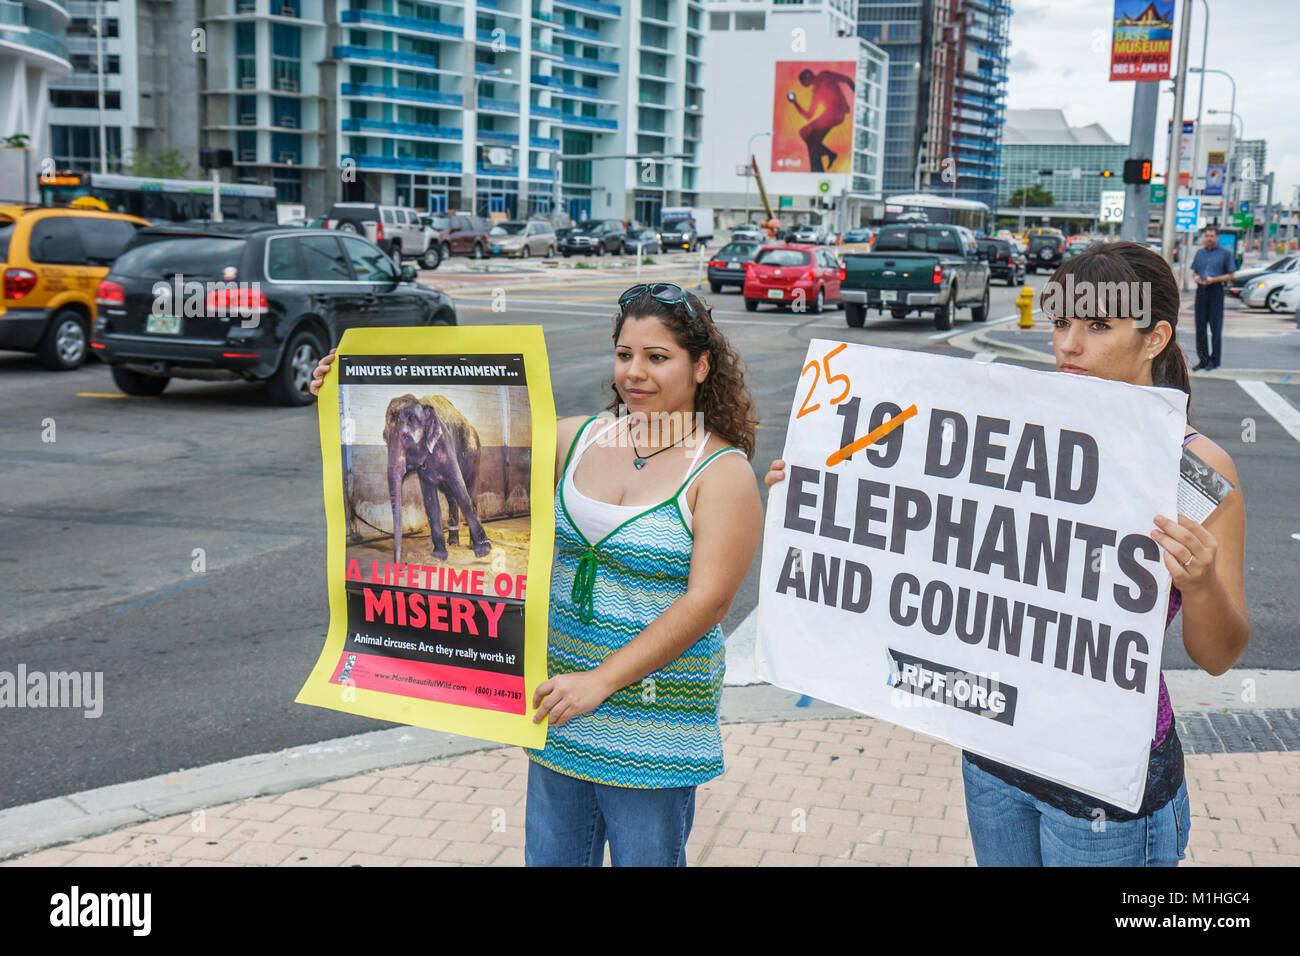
top-left (0, 204), bottom-right (149, 369)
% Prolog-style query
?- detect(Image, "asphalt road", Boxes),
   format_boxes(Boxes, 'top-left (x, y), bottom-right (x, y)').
top-left (1, 266), bottom-right (1297, 809)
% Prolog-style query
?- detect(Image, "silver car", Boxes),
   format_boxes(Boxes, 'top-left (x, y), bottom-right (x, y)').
top-left (1241, 269), bottom-right (1300, 312)
top-left (487, 220), bottom-right (556, 258)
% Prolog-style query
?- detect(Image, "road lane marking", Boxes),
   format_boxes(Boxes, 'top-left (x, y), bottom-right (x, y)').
top-left (76, 392), bottom-right (151, 399)
top-left (1238, 379), bottom-right (1300, 445)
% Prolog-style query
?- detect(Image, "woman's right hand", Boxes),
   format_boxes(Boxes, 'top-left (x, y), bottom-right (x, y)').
top-left (309, 348), bottom-right (337, 397)
top-left (764, 458), bottom-right (787, 487)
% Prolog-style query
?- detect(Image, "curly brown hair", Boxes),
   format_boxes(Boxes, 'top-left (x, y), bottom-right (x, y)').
top-left (607, 286), bottom-right (759, 459)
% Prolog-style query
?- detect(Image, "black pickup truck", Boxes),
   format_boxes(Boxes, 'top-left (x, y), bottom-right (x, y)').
top-left (839, 224), bottom-right (991, 331)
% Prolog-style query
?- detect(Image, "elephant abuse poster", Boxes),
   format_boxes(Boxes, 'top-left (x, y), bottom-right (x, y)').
top-left (297, 326), bottom-right (555, 749)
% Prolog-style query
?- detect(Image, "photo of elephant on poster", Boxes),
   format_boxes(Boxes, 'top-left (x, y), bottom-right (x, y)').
top-left (383, 394), bottom-right (490, 563)
top-left (338, 383), bottom-right (533, 581)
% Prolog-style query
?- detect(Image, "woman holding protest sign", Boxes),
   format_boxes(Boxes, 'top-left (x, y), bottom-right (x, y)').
top-left (310, 283), bottom-right (762, 866)
top-left (764, 241), bottom-right (1249, 866)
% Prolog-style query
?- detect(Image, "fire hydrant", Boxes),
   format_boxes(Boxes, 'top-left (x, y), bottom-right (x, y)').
top-left (1016, 284), bottom-right (1035, 328)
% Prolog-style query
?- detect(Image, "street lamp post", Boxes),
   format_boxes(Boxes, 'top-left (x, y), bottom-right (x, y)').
top-left (95, 0), bottom-right (107, 174)
top-left (465, 67), bottom-right (512, 217)
top-left (1192, 68), bottom-right (1237, 211)
top-left (744, 131), bottom-right (772, 226)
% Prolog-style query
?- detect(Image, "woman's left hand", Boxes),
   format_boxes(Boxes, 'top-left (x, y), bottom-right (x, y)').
top-left (1152, 513), bottom-right (1219, 595)
top-left (532, 671), bottom-right (614, 727)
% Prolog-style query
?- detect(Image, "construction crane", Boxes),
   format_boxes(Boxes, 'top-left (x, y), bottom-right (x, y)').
top-left (750, 155), bottom-right (777, 227)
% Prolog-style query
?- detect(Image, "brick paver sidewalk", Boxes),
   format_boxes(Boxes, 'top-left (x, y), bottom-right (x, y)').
top-left (7, 717), bottom-right (1298, 867)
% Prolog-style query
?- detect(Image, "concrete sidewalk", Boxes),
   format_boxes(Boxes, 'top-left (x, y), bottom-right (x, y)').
top-left (6, 713), bottom-right (1297, 867)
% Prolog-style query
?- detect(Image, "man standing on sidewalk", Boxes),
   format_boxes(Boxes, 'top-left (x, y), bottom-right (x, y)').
top-left (1191, 225), bottom-right (1235, 371)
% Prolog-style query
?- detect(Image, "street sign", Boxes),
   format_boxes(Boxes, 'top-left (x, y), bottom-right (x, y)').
top-left (1149, 184), bottom-right (1166, 205)
top-left (1174, 196), bottom-right (1200, 232)
top-left (1240, 201), bottom-right (1251, 214)
top-left (778, 196), bottom-right (792, 208)
top-left (1099, 190), bottom-right (1125, 223)
top-left (1234, 213), bottom-right (1254, 229)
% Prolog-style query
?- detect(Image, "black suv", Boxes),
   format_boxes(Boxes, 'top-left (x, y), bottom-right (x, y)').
top-left (1027, 233), bottom-right (1065, 273)
top-left (975, 238), bottom-right (1025, 286)
top-left (93, 224), bottom-right (456, 406)
top-left (558, 220), bottom-right (627, 256)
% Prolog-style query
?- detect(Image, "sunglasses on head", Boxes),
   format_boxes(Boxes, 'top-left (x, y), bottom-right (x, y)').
top-left (618, 282), bottom-right (699, 322)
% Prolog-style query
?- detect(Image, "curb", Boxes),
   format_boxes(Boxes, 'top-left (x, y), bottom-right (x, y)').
top-left (4, 672), bottom-right (1298, 862)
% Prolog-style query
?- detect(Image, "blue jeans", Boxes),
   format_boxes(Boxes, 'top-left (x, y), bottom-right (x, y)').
top-left (961, 754), bottom-right (1191, 866)
top-left (524, 760), bottom-right (697, 867)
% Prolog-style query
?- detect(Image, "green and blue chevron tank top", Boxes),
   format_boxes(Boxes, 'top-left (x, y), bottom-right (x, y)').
top-left (527, 415), bottom-right (745, 788)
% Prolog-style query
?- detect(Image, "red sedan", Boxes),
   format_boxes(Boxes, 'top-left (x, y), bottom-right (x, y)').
top-left (742, 243), bottom-right (843, 313)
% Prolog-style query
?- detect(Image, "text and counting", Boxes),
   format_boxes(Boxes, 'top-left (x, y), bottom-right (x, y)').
top-left (757, 342), bottom-right (1187, 811)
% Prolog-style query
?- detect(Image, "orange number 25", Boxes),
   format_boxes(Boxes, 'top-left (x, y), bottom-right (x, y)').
top-left (796, 343), bottom-right (852, 419)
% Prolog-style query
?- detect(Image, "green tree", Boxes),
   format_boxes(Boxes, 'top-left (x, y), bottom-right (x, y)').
top-left (1008, 184), bottom-right (1054, 207)
top-left (127, 148), bottom-right (193, 178)
top-left (2, 134), bottom-right (31, 148)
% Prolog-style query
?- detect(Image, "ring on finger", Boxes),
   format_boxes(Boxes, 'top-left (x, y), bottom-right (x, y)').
top-left (1183, 555), bottom-right (1194, 568)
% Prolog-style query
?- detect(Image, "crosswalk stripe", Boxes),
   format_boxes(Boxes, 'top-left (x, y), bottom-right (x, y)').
top-left (1238, 380), bottom-right (1300, 445)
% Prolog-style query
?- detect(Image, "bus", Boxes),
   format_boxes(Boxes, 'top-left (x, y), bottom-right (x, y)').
top-left (37, 171), bottom-right (277, 224)
top-left (882, 194), bottom-right (991, 235)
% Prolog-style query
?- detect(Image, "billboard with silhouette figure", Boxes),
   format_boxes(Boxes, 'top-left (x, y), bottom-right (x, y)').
top-left (772, 61), bottom-right (856, 175)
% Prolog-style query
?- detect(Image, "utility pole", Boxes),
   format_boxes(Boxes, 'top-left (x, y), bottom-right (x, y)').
top-left (1121, 83), bottom-right (1159, 242)
top-left (1159, 0), bottom-right (1194, 263)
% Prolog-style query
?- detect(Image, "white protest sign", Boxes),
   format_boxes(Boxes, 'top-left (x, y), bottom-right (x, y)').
top-left (757, 342), bottom-right (1187, 811)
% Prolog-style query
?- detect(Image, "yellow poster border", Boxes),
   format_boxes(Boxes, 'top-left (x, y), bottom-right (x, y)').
top-left (294, 325), bottom-right (555, 749)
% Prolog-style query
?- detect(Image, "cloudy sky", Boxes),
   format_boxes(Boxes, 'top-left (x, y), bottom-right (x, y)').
top-left (1006, 0), bottom-right (1299, 205)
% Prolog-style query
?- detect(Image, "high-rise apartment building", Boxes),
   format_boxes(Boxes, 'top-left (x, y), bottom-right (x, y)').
top-left (858, 0), bottom-right (1009, 209)
top-left (31, 0), bottom-right (708, 220)
top-left (2, 0), bottom-right (72, 180)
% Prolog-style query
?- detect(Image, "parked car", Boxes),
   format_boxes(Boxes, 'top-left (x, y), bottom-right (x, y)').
top-left (976, 237), bottom-right (1026, 285)
top-left (487, 220), bottom-right (556, 258)
top-left (325, 202), bottom-right (439, 269)
top-left (0, 204), bottom-right (150, 369)
top-left (659, 216), bottom-right (701, 252)
top-left (625, 228), bottom-right (662, 254)
top-left (285, 216), bottom-right (326, 229)
top-left (742, 244), bottom-right (843, 314)
top-left (707, 241), bottom-right (762, 293)
top-left (841, 228), bottom-right (876, 251)
top-left (730, 225), bottom-right (766, 243)
top-left (558, 220), bottom-right (627, 256)
top-left (422, 212), bottom-right (491, 261)
top-left (1027, 231), bottom-right (1065, 273)
top-left (1241, 269), bottom-right (1300, 312)
top-left (1143, 239), bottom-right (1180, 263)
top-left (839, 223), bottom-right (990, 331)
top-left (790, 224), bottom-right (828, 245)
top-left (1230, 253), bottom-right (1300, 297)
top-left (92, 224), bottom-right (456, 405)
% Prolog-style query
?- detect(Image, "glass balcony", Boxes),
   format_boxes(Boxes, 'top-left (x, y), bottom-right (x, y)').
top-left (530, 74), bottom-right (602, 100)
top-left (339, 10), bottom-right (463, 40)
top-left (528, 167), bottom-right (554, 181)
top-left (333, 45), bottom-right (439, 71)
top-left (477, 96), bottom-right (520, 113)
top-left (0, 25), bottom-right (70, 64)
top-left (552, 0), bottom-right (620, 18)
top-left (557, 52), bottom-right (618, 74)
top-left (531, 105), bottom-right (616, 129)
top-left (341, 82), bottom-right (462, 107)
top-left (478, 129), bottom-right (519, 145)
top-left (341, 118), bottom-right (462, 140)
top-left (475, 28), bottom-right (520, 49)
top-left (345, 154), bottom-right (463, 174)
top-left (529, 136), bottom-right (559, 150)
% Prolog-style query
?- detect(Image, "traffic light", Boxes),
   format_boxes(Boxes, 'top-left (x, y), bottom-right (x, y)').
top-left (1099, 169), bottom-right (1114, 178)
top-left (1123, 159), bottom-right (1153, 184)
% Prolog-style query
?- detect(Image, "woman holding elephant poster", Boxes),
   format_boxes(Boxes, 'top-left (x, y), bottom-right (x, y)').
top-left (309, 283), bottom-right (764, 867)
